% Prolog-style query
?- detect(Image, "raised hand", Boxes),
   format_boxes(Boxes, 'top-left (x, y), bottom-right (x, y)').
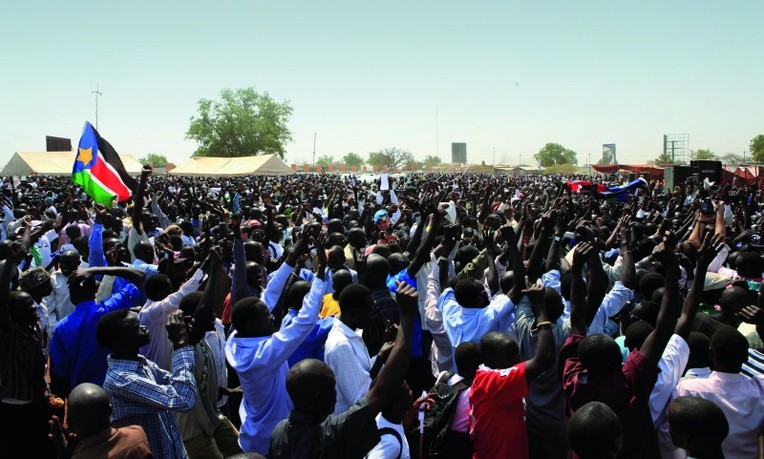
top-left (522, 283), bottom-right (545, 306)
top-left (572, 242), bottom-right (595, 269)
top-left (395, 281), bottom-right (419, 317)
top-left (697, 230), bottom-right (725, 268)
top-left (166, 311), bottom-right (190, 349)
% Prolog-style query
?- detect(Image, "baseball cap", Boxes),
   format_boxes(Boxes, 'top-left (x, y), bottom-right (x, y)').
top-left (19, 267), bottom-right (51, 292)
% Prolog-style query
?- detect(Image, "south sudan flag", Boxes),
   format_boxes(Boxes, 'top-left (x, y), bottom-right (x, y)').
top-left (72, 122), bottom-right (138, 207)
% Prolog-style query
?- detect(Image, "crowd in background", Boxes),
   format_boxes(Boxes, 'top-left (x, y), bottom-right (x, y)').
top-left (1, 167), bottom-right (764, 459)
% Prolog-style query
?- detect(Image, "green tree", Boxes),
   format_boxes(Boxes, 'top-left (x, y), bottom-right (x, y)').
top-left (186, 87), bottom-right (293, 158)
top-left (139, 153), bottom-right (168, 167)
top-left (342, 152), bottom-right (365, 168)
top-left (366, 147), bottom-right (415, 169)
top-left (692, 149), bottom-right (717, 160)
top-left (423, 154), bottom-right (443, 168)
top-left (316, 154), bottom-right (339, 169)
top-left (649, 152), bottom-right (686, 165)
top-left (534, 143), bottom-right (578, 167)
top-left (751, 135), bottom-right (764, 162)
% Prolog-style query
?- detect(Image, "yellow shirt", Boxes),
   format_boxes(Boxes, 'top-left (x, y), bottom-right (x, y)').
top-left (320, 294), bottom-right (341, 318)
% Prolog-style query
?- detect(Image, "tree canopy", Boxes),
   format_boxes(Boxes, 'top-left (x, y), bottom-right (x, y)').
top-left (315, 154), bottom-right (338, 169)
top-left (423, 155), bottom-right (443, 168)
top-left (692, 149), bottom-right (717, 160)
top-left (139, 153), bottom-right (168, 167)
top-left (342, 152), bottom-right (365, 168)
top-left (186, 87), bottom-right (293, 159)
top-left (649, 152), bottom-right (686, 165)
top-left (366, 147), bottom-right (415, 169)
top-left (534, 143), bottom-right (578, 167)
top-left (751, 135), bottom-right (764, 163)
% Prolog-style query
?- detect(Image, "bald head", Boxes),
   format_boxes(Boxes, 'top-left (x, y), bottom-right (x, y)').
top-left (68, 383), bottom-right (112, 438)
top-left (568, 402), bottom-right (622, 458)
top-left (719, 286), bottom-right (750, 316)
top-left (286, 359), bottom-right (336, 421)
top-left (365, 254), bottom-right (390, 288)
top-left (668, 396), bottom-right (728, 455)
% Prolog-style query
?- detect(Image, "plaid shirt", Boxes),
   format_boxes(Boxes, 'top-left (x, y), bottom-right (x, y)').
top-left (104, 347), bottom-right (197, 459)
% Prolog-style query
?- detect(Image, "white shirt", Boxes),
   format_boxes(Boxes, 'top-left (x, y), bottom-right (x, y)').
top-left (325, 317), bottom-right (373, 415)
top-left (205, 319), bottom-right (228, 408)
top-left (650, 334), bottom-right (690, 426)
top-left (365, 413), bottom-right (410, 459)
top-left (672, 372), bottom-right (764, 459)
top-left (138, 269), bottom-right (204, 371)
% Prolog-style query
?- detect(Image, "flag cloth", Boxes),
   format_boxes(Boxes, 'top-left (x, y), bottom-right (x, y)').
top-left (595, 178), bottom-right (647, 202)
top-left (72, 122), bottom-right (138, 207)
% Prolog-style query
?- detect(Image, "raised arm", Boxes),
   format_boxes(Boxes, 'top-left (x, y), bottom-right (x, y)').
top-left (503, 225), bottom-right (526, 305)
top-left (570, 242), bottom-right (595, 336)
top-left (522, 284), bottom-right (555, 383)
top-left (640, 243), bottom-right (682, 363)
top-left (409, 210), bottom-right (443, 276)
top-left (131, 165), bottom-right (152, 235)
top-left (188, 251), bottom-right (222, 346)
top-left (527, 210), bottom-right (555, 283)
top-left (675, 231), bottom-right (723, 339)
top-left (367, 281), bottom-right (416, 414)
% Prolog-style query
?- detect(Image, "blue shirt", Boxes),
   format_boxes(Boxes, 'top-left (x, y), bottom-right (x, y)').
top-left (50, 284), bottom-right (141, 387)
top-left (281, 309), bottom-right (333, 367)
top-left (225, 275), bottom-right (325, 455)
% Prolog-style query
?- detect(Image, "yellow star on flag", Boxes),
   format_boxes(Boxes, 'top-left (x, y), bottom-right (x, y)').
top-left (77, 147), bottom-right (93, 165)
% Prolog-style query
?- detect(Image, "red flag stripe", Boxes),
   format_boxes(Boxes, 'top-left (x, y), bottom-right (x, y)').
top-left (90, 153), bottom-right (132, 201)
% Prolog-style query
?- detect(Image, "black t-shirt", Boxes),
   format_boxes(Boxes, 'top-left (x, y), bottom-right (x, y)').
top-left (269, 398), bottom-right (380, 459)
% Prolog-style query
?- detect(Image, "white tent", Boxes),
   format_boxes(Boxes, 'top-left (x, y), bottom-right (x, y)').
top-left (1, 151), bottom-right (143, 177)
top-left (170, 154), bottom-right (293, 176)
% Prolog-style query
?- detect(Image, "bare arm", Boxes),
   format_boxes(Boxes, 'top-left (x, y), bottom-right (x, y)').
top-left (570, 242), bottom-right (594, 336)
top-left (640, 243), bottom-right (682, 363)
top-left (522, 284), bottom-right (555, 383)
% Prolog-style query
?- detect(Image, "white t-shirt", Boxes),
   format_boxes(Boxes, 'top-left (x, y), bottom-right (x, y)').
top-left (365, 413), bottom-right (410, 459)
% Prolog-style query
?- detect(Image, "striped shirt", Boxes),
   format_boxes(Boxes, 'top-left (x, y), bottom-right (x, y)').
top-left (0, 322), bottom-right (47, 401)
top-left (104, 347), bottom-right (197, 459)
top-left (741, 348), bottom-right (764, 379)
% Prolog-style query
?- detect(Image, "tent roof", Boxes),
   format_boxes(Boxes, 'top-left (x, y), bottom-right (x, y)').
top-left (170, 154), bottom-right (293, 176)
top-left (1, 151), bottom-right (142, 177)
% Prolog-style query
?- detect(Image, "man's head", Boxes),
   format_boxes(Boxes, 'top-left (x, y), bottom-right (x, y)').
top-left (686, 332), bottom-right (711, 370)
top-left (246, 261), bottom-right (262, 288)
top-left (67, 383), bottom-right (112, 438)
top-left (59, 250), bottom-right (81, 277)
top-left (567, 402), bottom-right (623, 459)
top-left (543, 287), bottom-right (564, 323)
top-left (331, 269), bottom-right (353, 300)
top-left (365, 254), bottom-right (390, 289)
top-left (145, 274), bottom-right (174, 302)
top-left (286, 281), bottom-right (311, 310)
top-left (286, 359), bottom-right (336, 422)
top-left (453, 278), bottom-right (490, 309)
top-left (668, 396), bottom-right (728, 456)
top-left (96, 309), bottom-right (151, 353)
top-left (578, 334), bottom-right (623, 376)
top-left (231, 298), bottom-right (273, 337)
top-left (709, 325), bottom-right (749, 373)
top-left (348, 227), bottom-right (366, 251)
top-left (133, 241), bottom-right (155, 264)
top-left (454, 341), bottom-right (482, 381)
top-left (244, 241), bottom-right (264, 264)
top-left (624, 321), bottom-right (654, 352)
top-left (338, 283), bottom-right (374, 330)
top-left (373, 209), bottom-right (390, 232)
top-left (718, 286), bottom-right (750, 318)
top-left (480, 331), bottom-right (520, 369)
top-left (735, 251), bottom-right (762, 279)
top-left (65, 224), bottom-right (82, 242)
top-left (327, 245), bottom-right (346, 271)
top-left (8, 291), bottom-right (38, 328)
top-left (19, 267), bottom-right (53, 300)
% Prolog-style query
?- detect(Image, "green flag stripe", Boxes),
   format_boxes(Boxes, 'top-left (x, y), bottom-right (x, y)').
top-left (72, 170), bottom-right (116, 207)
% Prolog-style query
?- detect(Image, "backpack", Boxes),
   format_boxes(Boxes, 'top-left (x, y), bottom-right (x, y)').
top-left (422, 374), bottom-right (473, 458)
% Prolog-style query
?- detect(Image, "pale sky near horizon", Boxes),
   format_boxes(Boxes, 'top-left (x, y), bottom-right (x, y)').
top-left (1, 1), bottom-right (762, 169)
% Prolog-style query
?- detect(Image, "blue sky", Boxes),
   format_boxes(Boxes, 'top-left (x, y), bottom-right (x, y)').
top-left (1, 1), bottom-right (762, 168)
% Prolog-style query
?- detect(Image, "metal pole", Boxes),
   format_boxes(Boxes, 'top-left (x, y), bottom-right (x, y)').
top-left (435, 110), bottom-right (439, 159)
top-left (92, 84), bottom-right (102, 130)
top-left (312, 132), bottom-right (316, 167)
top-left (492, 146), bottom-right (496, 166)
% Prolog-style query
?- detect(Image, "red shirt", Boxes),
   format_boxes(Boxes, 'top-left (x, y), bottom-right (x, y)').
top-left (469, 362), bottom-right (529, 459)
top-left (560, 334), bottom-right (660, 459)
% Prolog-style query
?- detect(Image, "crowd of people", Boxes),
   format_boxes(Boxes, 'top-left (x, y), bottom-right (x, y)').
top-left (1, 165), bottom-right (764, 459)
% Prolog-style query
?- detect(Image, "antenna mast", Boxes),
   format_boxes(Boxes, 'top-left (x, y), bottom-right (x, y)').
top-left (92, 84), bottom-right (102, 130)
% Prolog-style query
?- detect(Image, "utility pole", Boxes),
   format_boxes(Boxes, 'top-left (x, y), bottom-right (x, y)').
top-left (92, 84), bottom-right (102, 130)
top-left (312, 132), bottom-right (316, 168)
top-left (435, 109), bottom-right (439, 159)
top-left (492, 146), bottom-right (496, 167)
